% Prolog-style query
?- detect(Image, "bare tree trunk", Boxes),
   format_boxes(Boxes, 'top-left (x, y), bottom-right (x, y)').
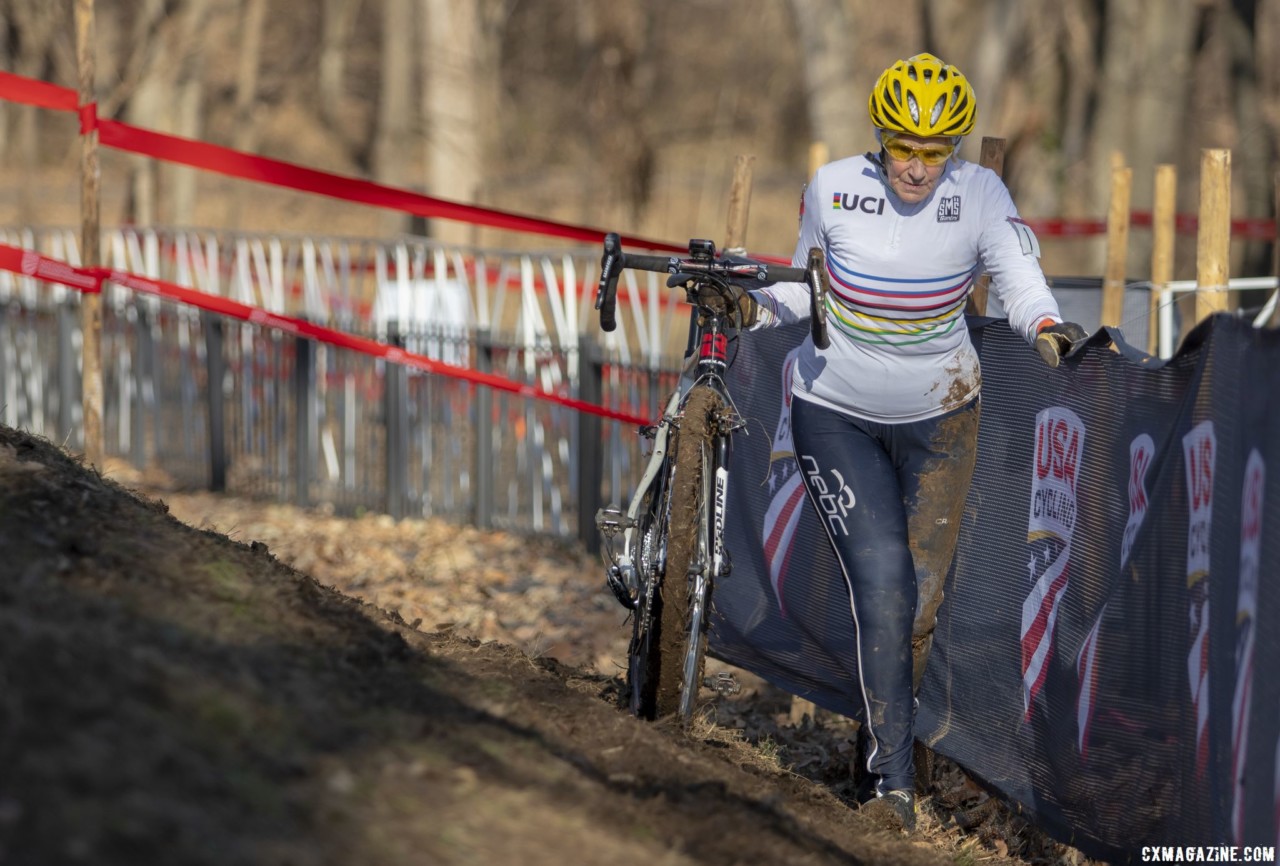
top-left (1085, 0), bottom-right (1146, 277)
top-left (0, 10), bottom-right (10, 159)
top-left (374, 0), bottom-right (415, 237)
top-left (786, 0), bottom-right (862, 161)
top-left (1261, 0), bottom-right (1280, 281)
top-left (123, 0), bottom-right (175, 227)
top-left (1004, 6), bottom-right (1068, 229)
top-left (1177, 0), bottom-right (1244, 284)
top-left (1083, 0), bottom-right (1198, 276)
top-left (577, 0), bottom-right (657, 227)
top-left (234, 0), bottom-right (268, 152)
top-left (229, 0), bottom-right (269, 228)
top-left (1057, 0), bottom-right (1099, 219)
top-left (970, 0), bottom-right (1030, 140)
top-left (849, 0), bottom-right (923, 81)
top-left (1125, 0), bottom-right (1198, 278)
top-left (75, 0), bottom-right (103, 469)
top-left (420, 0), bottom-right (504, 245)
top-left (167, 0), bottom-right (213, 227)
top-left (1213, 0), bottom-right (1273, 276)
top-left (7, 0), bottom-right (64, 222)
top-left (319, 0), bottom-right (364, 132)
top-left (1261, 0), bottom-right (1280, 144)
top-left (925, 0), bottom-right (1027, 147)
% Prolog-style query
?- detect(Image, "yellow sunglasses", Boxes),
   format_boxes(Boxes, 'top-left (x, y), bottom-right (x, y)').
top-left (882, 138), bottom-right (955, 167)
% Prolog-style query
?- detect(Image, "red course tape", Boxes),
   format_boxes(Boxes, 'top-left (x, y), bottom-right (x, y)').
top-left (0, 71), bottom-right (686, 253)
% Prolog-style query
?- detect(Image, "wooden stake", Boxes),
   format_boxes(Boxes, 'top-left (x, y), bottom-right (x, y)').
top-left (1195, 149), bottom-right (1231, 323)
top-left (978, 136), bottom-right (1007, 178)
top-left (722, 154), bottom-right (756, 255)
top-left (1149, 165), bottom-right (1176, 354)
top-left (808, 141), bottom-right (829, 179)
top-left (964, 137), bottom-right (1007, 317)
top-left (1101, 164), bottom-right (1132, 329)
top-left (75, 0), bottom-right (103, 468)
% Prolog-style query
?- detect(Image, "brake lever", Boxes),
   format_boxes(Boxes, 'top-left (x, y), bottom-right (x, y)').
top-left (597, 232), bottom-right (623, 332)
top-left (807, 246), bottom-right (830, 349)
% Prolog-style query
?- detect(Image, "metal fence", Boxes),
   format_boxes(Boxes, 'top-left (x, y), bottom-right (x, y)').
top-left (1, 226), bottom-right (690, 549)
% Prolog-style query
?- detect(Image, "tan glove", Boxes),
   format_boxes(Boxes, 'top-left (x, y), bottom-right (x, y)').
top-left (694, 283), bottom-right (760, 329)
top-left (1035, 320), bottom-right (1088, 368)
top-left (733, 286), bottom-right (761, 328)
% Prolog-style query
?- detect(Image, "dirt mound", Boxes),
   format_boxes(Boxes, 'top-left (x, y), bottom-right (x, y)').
top-left (0, 425), bottom-right (1085, 865)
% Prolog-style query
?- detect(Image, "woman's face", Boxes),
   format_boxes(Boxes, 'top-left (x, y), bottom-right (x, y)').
top-left (882, 134), bottom-right (954, 204)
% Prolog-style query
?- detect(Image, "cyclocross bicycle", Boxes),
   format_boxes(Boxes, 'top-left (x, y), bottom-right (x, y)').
top-left (594, 232), bottom-right (830, 721)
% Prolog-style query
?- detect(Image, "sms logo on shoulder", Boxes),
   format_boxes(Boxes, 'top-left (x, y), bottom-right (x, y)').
top-left (937, 196), bottom-right (961, 222)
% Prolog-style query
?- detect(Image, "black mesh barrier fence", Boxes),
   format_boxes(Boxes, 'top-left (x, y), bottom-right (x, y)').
top-left (709, 313), bottom-right (1280, 862)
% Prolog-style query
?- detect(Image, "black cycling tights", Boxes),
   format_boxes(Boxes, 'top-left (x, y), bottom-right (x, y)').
top-left (790, 395), bottom-right (979, 794)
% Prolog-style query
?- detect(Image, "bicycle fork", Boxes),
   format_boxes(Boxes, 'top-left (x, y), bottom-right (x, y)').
top-left (679, 417), bottom-right (738, 718)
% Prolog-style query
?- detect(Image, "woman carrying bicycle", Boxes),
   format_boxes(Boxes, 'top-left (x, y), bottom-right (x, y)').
top-left (740, 53), bottom-right (1086, 832)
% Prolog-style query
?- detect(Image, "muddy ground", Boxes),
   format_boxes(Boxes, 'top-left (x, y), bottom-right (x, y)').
top-left (0, 424), bottom-right (1101, 866)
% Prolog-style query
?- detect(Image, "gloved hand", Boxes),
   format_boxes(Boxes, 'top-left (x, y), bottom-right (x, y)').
top-left (692, 282), bottom-right (760, 329)
top-left (1035, 320), bottom-right (1088, 368)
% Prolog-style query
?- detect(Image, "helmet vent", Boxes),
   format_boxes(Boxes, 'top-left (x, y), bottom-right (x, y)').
top-left (906, 93), bottom-right (920, 125)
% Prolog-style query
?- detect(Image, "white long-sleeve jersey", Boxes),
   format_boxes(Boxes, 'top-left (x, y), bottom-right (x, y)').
top-left (751, 152), bottom-right (1063, 423)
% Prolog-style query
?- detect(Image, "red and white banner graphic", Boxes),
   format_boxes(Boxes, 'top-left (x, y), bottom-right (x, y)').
top-left (1183, 419), bottom-right (1216, 779)
top-left (1022, 406), bottom-right (1085, 720)
top-left (761, 347), bottom-right (805, 615)
top-left (1230, 449), bottom-right (1263, 842)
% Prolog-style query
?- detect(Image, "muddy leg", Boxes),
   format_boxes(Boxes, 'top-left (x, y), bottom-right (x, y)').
top-left (900, 404), bottom-right (978, 795)
top-left (903, 401), bottom-right (980, 691)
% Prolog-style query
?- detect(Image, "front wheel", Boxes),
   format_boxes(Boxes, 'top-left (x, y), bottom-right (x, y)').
top-left (653, 385), bottom-right (723, 720)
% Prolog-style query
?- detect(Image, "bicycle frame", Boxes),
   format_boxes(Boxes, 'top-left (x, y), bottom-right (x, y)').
top-left (674, 313), bottom-right (745, 719)
top-left (598, 300), bottom-right (744, 719)
top-left (594, 234), bottom-right (827, 721)
top-left (609, 312), bottom-right (742, 588)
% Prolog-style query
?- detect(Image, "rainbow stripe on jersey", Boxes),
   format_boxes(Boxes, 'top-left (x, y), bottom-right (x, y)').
top-left (823, 244), bottom-right (976, 346)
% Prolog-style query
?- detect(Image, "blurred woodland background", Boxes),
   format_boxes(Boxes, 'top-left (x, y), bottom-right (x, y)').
top-left (0, 0), bottom-right (1277, 280)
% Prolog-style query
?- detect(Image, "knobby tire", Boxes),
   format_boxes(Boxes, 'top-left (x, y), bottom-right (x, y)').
top-left (653, 384), bottom-right (722, 720)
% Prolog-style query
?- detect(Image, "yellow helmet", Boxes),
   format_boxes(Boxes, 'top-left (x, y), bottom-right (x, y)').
top-left (868, 53), bottom-right (977, 137)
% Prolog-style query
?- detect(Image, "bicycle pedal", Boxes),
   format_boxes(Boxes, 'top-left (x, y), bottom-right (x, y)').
top-left (704, 671), bottom-right (742, 697)
top-left (595, 505), bottom-right (632, 534)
